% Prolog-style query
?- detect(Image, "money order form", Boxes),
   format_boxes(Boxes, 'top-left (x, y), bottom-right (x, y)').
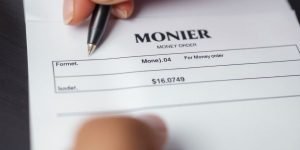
top-left (25, 0), bottom-right (300, 150)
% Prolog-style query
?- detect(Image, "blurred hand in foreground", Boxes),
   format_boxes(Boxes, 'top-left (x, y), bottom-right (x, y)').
top-left (73, 115), bottom-right (168, 150)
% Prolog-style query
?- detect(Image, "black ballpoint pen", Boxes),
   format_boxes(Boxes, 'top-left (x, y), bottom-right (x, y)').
top-left (87, 5), bottom-right (111, 56)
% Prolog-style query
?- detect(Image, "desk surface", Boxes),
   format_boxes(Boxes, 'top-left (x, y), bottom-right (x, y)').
top-left (0, 1), bottom-right (299, 150)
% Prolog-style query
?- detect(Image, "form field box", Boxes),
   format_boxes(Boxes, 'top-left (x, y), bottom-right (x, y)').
top-left (52, 45), bottom-right (300, 93)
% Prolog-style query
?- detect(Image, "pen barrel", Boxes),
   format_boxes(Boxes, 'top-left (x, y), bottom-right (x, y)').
top-left (87, 5), bottom-right (111, 46)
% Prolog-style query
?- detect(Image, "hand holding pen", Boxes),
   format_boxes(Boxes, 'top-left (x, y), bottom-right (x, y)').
top-left (63, 0), bottom-right (134, 25)
top-left (63, 0), bottom-right (134, 55)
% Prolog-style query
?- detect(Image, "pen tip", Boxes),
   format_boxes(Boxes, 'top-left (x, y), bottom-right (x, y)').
top-left (87, 44), bottom-right (97, 56)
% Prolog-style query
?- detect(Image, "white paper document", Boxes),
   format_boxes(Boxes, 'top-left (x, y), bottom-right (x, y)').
top-left (25, 0), bottom-right (300, 150)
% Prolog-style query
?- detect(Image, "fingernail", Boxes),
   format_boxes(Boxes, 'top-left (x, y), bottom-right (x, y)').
top-left (112, 7), bottom-right (129, 19)
top-left (63, 0), bottom-right (74, 24)
top-left (137, 115), bottom-right (168, 145)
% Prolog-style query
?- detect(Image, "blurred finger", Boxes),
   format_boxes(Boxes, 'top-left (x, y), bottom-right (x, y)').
top-left (92, 0), bottom-right (130, 5)
top-left (74, 115), bottom-right (167, 150)
top-left (111, 0), bottom-right (134, 19)
top-left (63, 0), bottom-right (95, 25)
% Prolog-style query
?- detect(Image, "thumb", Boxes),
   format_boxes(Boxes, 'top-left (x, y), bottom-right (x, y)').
top-left (73, 115), bottom-right (168, 150)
